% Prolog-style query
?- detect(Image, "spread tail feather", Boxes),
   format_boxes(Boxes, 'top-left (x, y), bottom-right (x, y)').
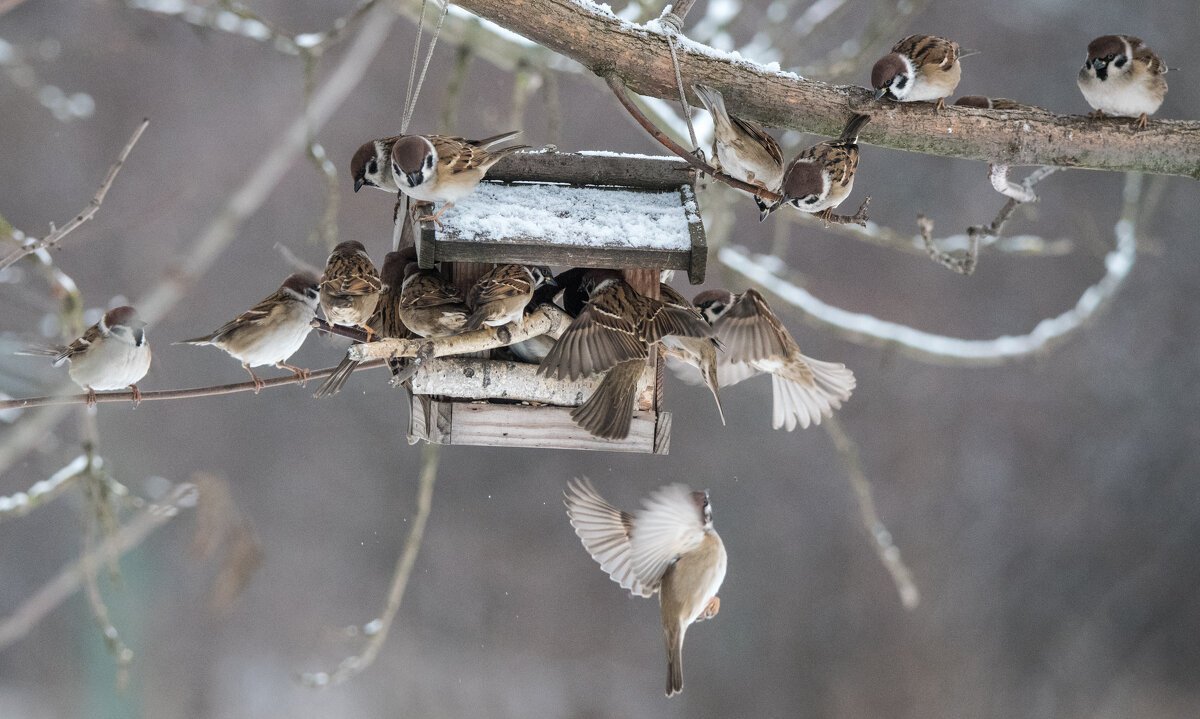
top-left (570, 360), bottom-right (643, 440)
top-left (471, 130), bottom-right (521, 148)
top-left (837, 113), bottom-right (872, 145)
top-left (313, 355), bottom-right (359, 398)
top-left (691, 83), bottom-right (731, 130)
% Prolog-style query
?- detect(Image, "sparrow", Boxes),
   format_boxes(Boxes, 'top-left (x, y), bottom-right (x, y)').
top-left (691, 83), bottom-right (784, 216)
top-left (953, 96), bottom-right (1022, 110)
top-left (350, 131), bottom-right (527, 194)
top-left (313, 250), bottom-right (415, 398)
top-left (871, 34), bottom-right (966, 111)
top-left (539, 270), bottom-right (712, 439)
top-left (20, 306), bottom-right (151, 406)
top-left (389, 131), bottom-right (529, 224)
top-left (694, 288), bottom-right (855, 431)
top-left (397, 263), bottom-right (471, 339)
top-left (761, 113), bottom-right (870, 222)
top-left (658, 283), bottom-right (724, 425)
top-left (504, 267), bottom-right (586, 364)
top-left (1077, 35), bottom-right (1168, 129)
top-left (177, 273), bottom-right (319, 392)
top-left (319, 240), bottom-right (381, 340)
top-left (564, 478), bottom-right (727, 697)
top-left (465, 264), bottom-right (555, 331)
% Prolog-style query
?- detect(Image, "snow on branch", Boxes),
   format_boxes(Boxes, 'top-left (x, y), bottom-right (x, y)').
top-left (719, 173), bottom-right (1142, 365)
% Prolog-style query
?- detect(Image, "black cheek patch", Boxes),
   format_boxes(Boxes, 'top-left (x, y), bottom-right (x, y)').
top-left (1114, 56), bottom-right (1127, 68)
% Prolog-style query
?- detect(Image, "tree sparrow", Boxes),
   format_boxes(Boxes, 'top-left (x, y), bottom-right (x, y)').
top-left (389, 131), bottom-right (529, 224)
top-left (319, 240), bottom-right (382, 341)
top-left (564, 478), bottom-right (727, 697)
top-left (691, 83), bottom-right (784, 215)
top-left (314, 250), bottom-right (415, 398)
top-left (397, 263), bottom-right (471, 339)
top-left (658, 283), bottom-right (724, 425)
top-left (21, 306), bottom-right (151, 406)
top-left (1077, 35), bottom-right (1168, 129)
top-left (178, 273), bottom-right (319, 392)
top-left (694, 288), bottom-right (855, 430)
top-left (539, 269), bottom-right (712, 439)
top-left (871, 34), bottom-right (966, 111)
top-left (465, 264), bottom-right (555, 331)
top-left (762, 113), bottom-right (870, 222)
top-left (350, 131), bottom-right (527, 194)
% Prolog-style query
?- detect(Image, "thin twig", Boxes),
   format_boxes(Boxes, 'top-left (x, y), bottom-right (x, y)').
top-left (823, 417), bottom-right (920, 610)
top-left (0, 119), bottom-right (149, 273)
top-left (301, 443), bottom-right (439, 687)
top-left (0, 360), bottom-right (390, 411)
top-left (0, 482), bottom-right (198, 651)
top-left (606, 75), bottom-right (870, 226)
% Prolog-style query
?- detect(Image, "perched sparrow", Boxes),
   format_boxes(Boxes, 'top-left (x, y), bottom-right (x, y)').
top-left (397, 263), bottom-right (471, 339)
top-left (465, 264), bottom-right (555, 331)
top-left (1077, 35), bottom-right (1168, 129)
top-left (953, 96), bottom-right (1022, 110)
top-left (350, 132), bottom-right (526, 194)
top-left (539, 270), bottom-right (712, 439)
top-left (564, 478), bottom-right (727, 697)
top-left (178, 273), bottom-right (319, 392)
top-left (658, 283), bottom-right (724, 425)
top-left (505, 267), bottom-right (586, 364)
top-left (314, 250), bottom-right (415, 398)
top-left (390, 131), bottom-right (529, 224)
top-left (694, 288), bottom-right (855, 431)
top-left (20, 306), bottom-right (151, 406)
top-left (320, 240), bottom-right (381, 340)
top-left (762, 113), bottom-right (870, 222)
top-left (691, 83), bottom-right (784, 215)
top-left (871, 34), bottom-right (966, 111)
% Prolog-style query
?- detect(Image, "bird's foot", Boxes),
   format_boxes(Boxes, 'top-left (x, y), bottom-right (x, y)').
top-left (279, 363), bottom-right (310, 386)
top-left (129, 384), bottom-right (142, 407)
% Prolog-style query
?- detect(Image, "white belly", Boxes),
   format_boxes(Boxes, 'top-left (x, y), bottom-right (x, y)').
top-left (1078, 74), bottom-right (1162, 117)
top-left (69, 341), bottom-right (151, 391)
top-left (230, 317), bottom-right (313, 367)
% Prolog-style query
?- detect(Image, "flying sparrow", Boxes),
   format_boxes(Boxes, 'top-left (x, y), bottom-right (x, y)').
top-left (350, 131), bottom-right (527, 194)
top-left (694, 288), bottom-right (855, 430)
top-left (658, 283), bottom-right (724, 425)
top-left (564, 478), bottom-right (727, 697)
top-left (178, 273), bottom-right (319, 393)
top-left (691, 83), bottom-right (784, 215)
top-left (1077, 35), bottom-right (1168, 129)
top-left (20, 306), bottom-right (151, 406)
top-left (539, 269), bottom-right (712, 439)
top-left (390, 131), bottom-right (529, 224)
top-left (397, 263), bottom-right (472, 339)
top-left (953, 96), bottom-right (1023, 110)
top-left (762, 113), bottom-right (870, 222)
top-left (320, 240), bottom-right (382, 341)
top-left (871, 34), bottom-right (967, 111)
top-left (314, 250), bottom-right (415, 398)
top-left (465, 264), bottom-right (555, 331)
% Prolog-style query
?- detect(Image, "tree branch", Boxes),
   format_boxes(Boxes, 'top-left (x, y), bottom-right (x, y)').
top-left (350, 304), bottom-right (572, 361)
top-left (453, 0), bottom-right (1200, 179)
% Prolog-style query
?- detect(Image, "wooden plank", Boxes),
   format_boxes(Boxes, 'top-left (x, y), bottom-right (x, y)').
top-left (681, 184), bottom-right (707, 284)
top-left (423, 239), bottom-right (692, 273)
top-left (449, 403), bottom-right (663, 453)
top-left (488, 151), bottom-right (696, 190)
top-left (409, 357), bottom-right (654, 406)
top-left (653, 411), bottom-right (672, 455)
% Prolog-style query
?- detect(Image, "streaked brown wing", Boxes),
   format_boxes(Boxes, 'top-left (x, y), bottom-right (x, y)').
top-left (429, 135), bottom-right (493, 174)
top-left (713, 288), bottom-right (791, 365)
top-left (322, 253), bottom-right (381, 297)
top-left (538, 301), bottom-right (647, 380)
top-left (468, 265), bottom-right (532, 309)
top-left (641, 300), bottom-right (713, 344)
top-left (401, 273), bottom-right (467, 310)
top-left (893, 34), bottom-right (957, 69)
top-left (1133, 44), bottom-right (1166, 75)
top-left (55, 323), bottom-right (102, 363)
top-left (731, 116), bottom-right (784, 167)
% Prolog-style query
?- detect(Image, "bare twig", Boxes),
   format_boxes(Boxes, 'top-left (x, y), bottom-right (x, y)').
top-left (0, 119), bottom-right (148, 273)
top-left (0, 482), bottom-right (198, 651)
top-left (301, 443), bottom-right (439, 687)
top-left (0, 359), bottom-right (390, 411)
top-left (824, 417), bottom-right (920, 610)
top-left (351, 304), bottom-right (572, 361)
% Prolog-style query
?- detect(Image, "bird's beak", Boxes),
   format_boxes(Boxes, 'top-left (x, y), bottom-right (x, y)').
top-left (544, 274), bottom-right (559, 287)
top-left (873, 87), bottom-right (886, 101)
top-left (406, 172), bottom-right (424, 188)
top-left (353, 177), bottom-right (364, 193)
top-left (759, 201), bottom-right (781, 222)
top-left (1093, 59), bottom-right (1106, 71)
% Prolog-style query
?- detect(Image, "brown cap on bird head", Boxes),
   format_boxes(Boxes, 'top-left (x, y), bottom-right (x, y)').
top-left (1087, 35), bottom-right (1134, 64)
top-left (103, 305), bottom-right (144, 329)
top-left (282, 273), bottom-right (319, 294)
top-left (349, 141), bottom-right (377, 192)
top-left (781, 162), bottom-right (824, 203)
top-left (391, 136), bottom-right (434, 175)
top-left (870, 53), bottom-right (907, 97)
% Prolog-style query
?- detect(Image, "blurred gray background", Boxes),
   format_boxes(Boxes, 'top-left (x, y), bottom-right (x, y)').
top-left (2, 0), bottom-right (1199, 717)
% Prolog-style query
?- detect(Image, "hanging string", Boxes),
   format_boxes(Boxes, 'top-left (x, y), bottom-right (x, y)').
top-left (401, 0), bottom-right (449, 134)
top-left (658, 9), bottom-right (700, 156)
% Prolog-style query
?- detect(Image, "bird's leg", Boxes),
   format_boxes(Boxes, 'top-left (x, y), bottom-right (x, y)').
top-left (129, 384), bottom-right (143, 407)
top-left (818, 207), bottom-right (834, 227)
top-left (358, 324), bottom-right (376, 343)
top-left (242, 363), bottom-right (266, 393)
top-left (418, 202), bottom-right (454, 229)
top-left (277, 362), bottom-right (310, 385)
top-left (1134, 113), bottom-right (1149, 130)
top-left (934, 97), bottom-right (947, 114)
top-left (85, 387), bottom-right (98, 408)
top-left (702, 596), bottom-right (721, 620)
top-left (1088, 109), bottom-right (1106, 119)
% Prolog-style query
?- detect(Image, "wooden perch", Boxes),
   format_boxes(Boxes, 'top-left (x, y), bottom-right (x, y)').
top-left (348, 304), bottom-right (572, 361)
top-left (409, 357), bottom-right (654, 407)
top-left (453, 0), bottom-right (1200, 179)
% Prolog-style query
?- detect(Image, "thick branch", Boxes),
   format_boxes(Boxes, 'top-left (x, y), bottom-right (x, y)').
top-left (454, 0), bottom-right (1200, 179)
top-left (350, 304), bottom-right (571, 361)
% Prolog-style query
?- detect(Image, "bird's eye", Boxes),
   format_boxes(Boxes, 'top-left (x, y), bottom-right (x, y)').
top-left (367, 160), bottom-right (377, 174)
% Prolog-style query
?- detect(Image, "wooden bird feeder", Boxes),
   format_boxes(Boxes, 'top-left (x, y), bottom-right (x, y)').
top-left (401, 150), bottom-right (706, 454)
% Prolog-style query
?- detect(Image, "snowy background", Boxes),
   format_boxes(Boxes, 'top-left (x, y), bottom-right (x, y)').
top-left (2, 0), bottom-right (1200, 717)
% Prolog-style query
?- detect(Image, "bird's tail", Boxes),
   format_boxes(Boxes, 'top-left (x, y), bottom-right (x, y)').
top-left (313, 355), bottom-right (358, 398)
top-left (482, 144), bottom-right (531, 168)
top-left (836, 113), bottom-right (872, 145)
top-left (691, 83), bottom-right (731, 129)
top-left (664, 624), bottom-right (684, 697)
top-left (771, 358), bottom-right (855, 431)
top-left (570, 359), bottom-right (643, 440)
top-left (14, 342), bottom-right (69, 365)
top-left (470, 130), bottom-right (521, 148)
